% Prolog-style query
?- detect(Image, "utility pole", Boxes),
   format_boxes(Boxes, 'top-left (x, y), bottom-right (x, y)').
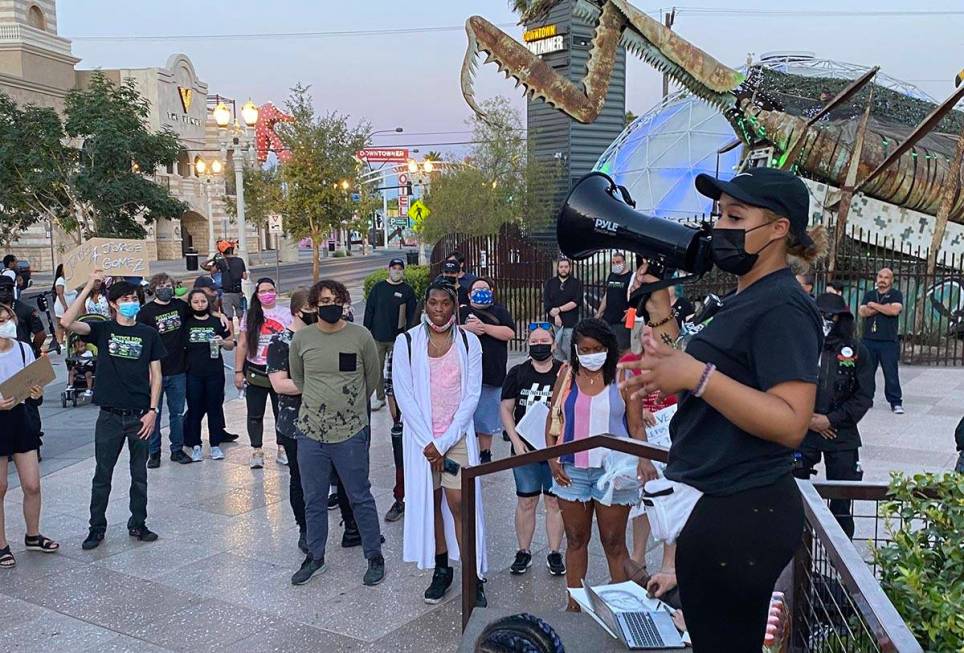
top-left (662, 8), bottom-right (676, 99)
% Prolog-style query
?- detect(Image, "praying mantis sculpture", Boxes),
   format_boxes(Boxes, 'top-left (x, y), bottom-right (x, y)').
top-left (461, 0), bottom-right (964, 222)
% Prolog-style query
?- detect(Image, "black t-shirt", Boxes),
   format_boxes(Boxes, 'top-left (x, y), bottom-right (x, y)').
top-left (184, 315), bottom-right (229, 377)
top-left (137, 299), bottom-right (187, 376)
top-left (501, 359), bottom-right (563, 446)
top-left (861, 288), bottom-right (903, 342)
top-left (601, 271), bottom-right (633, 324)
top-left (217, 256), bottom-right (247, 293)
top-left (543, 276), bottom-right (583, 328)
top-left (81, 320), bottom-right (166, 410)
top-left (12, 300), bottom-right (44, 349)
top-left (459, 303), bottom-right (515, 387)
top-left (363, 280), bottom-right (417, 343)
top-left (265, 329), bottom-right (301, 439)
top-left (666, 268), bottom-right (822, 496)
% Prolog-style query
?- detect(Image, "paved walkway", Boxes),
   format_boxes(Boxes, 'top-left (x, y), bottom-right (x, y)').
top-left (0, 365), bottom-right (960, 651)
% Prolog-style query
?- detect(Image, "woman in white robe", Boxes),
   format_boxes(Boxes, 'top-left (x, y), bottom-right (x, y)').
top-left (392, 282), bottom-right (488, 605)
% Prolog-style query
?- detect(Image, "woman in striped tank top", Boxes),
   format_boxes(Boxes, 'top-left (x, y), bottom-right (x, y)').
top-left (547, 319), bottom-right (658, 611)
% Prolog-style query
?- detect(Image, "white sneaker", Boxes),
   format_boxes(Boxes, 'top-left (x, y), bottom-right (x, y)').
top-left (191, 446), bottom-right (203, 463)
top-left (250, 450), bottom-right (264, 469)
top-left (372, 399), bottom-right (386, 411)
top-left (210, 446), bottom-right (224, 460)
top-left (277, 449), bottom-right (289, 466)
top-left (83, 389), bottom-right (93, 398)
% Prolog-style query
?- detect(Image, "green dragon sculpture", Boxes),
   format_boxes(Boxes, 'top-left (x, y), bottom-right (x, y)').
top-left (461, 0), bottom-right (964, 222)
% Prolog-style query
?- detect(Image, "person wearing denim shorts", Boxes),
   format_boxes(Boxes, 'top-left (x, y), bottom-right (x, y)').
top-left (501, 324), bottom-right (566, 577)
top-left (546, 319), bottom-right (657, 611)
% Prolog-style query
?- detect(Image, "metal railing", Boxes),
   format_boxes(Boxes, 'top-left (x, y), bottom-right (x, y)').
top-left (456, 437), bottom-right (923, 652)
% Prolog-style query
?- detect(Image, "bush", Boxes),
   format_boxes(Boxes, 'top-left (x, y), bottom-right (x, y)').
top-left (873, 472), bottom-right (963, 652)
top-left (333, 250), bottom-right (347, 258)
top-left (363, 265), bottom-right (430, 300)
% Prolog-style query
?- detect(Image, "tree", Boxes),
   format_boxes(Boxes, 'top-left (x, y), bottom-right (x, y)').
top-left (626, 110), bottom-right (638, 126)
top-left (421, 96), bottom-right (560, 242)
top-left (275, 84), bottom-right (371, 281)
top-left (223, 166), bottom-right (284, 230)
top-left (424, 150), bottom-right (443, 161)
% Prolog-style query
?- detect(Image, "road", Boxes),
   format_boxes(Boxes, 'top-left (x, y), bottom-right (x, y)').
top-left (8, 250), bottom-right (399, 485)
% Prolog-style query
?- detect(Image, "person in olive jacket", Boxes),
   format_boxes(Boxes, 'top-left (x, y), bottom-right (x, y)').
top-left (793, 292), bottom-right (874, 538)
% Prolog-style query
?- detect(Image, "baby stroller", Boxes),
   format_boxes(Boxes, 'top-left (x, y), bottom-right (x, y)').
top-left (61, 313), bottom-right (106, 407)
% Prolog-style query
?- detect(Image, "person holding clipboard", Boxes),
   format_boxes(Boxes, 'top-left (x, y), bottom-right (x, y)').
top-left (0, 303), bottom-right (59, 569)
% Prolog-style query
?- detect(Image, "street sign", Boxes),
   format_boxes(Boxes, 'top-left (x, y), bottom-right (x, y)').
top-left (268, 214), bottom-right (283, 235)
top-left (398, 194), bottom-right (409, 217)
top-left (391, 218), bottom-right (409, 228)
top-left (356, 148), bottom-right (409, 163)
top-left (351, 192), bottom-right (361, 202)
top-left (398, 173), bottom-right (409, 196)
top-left (408, 199), bottom-right (431, 223)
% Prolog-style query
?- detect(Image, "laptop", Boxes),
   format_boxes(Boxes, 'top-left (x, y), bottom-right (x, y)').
top-left (581, 581), bottom-right (686, 649)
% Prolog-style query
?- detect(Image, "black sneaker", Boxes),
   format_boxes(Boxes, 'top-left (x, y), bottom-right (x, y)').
top-left (128, 526), bottom-right (158, 542)
top-left (547, 551), bottom-right (566, 576)
top-left (327, 493), bottom-right (340, 510)
top-left (384, 500), bottom-right (405, 523)
top-left (170, 450), bottom-right (192, 465)
top-left (424, 566), bottom-right (454, 604)
top-left (510, 549), bottom-right (532, 575)
top-left (341, 521), bottom-right (362, 548)
top-left (298, 529), bottom-right (308, 554)
top-left (291, 555), bottom-right (326, 585)
top-left (147, 452), bottom-right (161, 469)
top-left (476, 578), bottom-right (488, 608)
top-left (364, 555), bottom-right (386, 586)
top-left (479, 449), bottom-right (492, 464)
top-left (220, 431), bottom-right (240, 443)
top-left (81, 529), bottom-right (104, 550)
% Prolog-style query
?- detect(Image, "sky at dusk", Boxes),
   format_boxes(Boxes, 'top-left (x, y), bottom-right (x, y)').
top-left (59, 1), bottom-right (964, 160)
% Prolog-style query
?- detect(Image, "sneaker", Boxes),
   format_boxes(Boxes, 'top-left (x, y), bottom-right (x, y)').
top-left (423, 566), bottom-right (454, 604)
top-left (298, 529), bottom-right (308, 554)
top-left (372, 399), bottom-right (386, 411)
top-left (364, 555), bottom-right (386, 586)
top-left (210, 446), bottom-right (225, 461)
top-left (892, 404), bottom-right (905, 415)
top-left (547, 551), bottom-right (566, 576)
top-left (510, 549), bottom-right (532, 575)
top-left (147, 452), bottom-right (161, 469)
top-left (83, 389), bottom-right (93, 399)
top-left (276, 449), bottom-right (289, 466)
top-left (191, 446), bottom-right (203, 463)
top-left (81, 529), bottom-right (104, 550)
top-left (479, 449), bottom-right (492, 464)
top-left (342, 522), bottom-right (362, 548)
top-left (65, 384), bottom-right (73, 391)
top-left (327, 492), bottom-right (340, 511)
top-left (171, 450), bottom-right (192, 465)
top-left (384, 500), bottom-right (405, 523)
top-left (476, 578), bottom-right (488, 608)
top-left (249, 450), bottom-right (264, 469)
top-left (128, 526), bottom-right (158, 542)
top-left (220, 431), bottom-right (240, 443)
top-left (291, 555), bottom-right (326, 585)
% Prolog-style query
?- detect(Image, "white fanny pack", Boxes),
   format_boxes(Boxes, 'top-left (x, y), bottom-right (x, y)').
top-left (641, 478), bottom-right (704, 544)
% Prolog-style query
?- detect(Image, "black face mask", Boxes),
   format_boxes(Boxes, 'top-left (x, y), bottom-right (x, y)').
top-left (154, 287), bottom-right (174, 302)
top-left (192, 308), bottom-right (210, 318)
top-left (529, 344), bottom-right (553, 361)
top-left (300, 310), bottom-right (318, 325)
top-left (0, 290), bottom-right (13, 305)
top-left (317, 305), bottom-right (342, 324)
top-left (711, 223), bottom-right (777, 276)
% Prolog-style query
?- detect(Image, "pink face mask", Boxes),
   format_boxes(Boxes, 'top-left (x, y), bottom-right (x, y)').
top-left (257, 291), bottom-right (277, 306)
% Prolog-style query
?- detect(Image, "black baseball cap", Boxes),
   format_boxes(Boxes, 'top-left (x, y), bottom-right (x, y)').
top-left (441, 260), bottom-right (459, 274)
top-left (815, 292), bottom-right (850, 316)
top-left (193, 276), bottom-right (217, 290)
top-left (695, 167), bottom-right (814, 247)
top-left (388, 258), bottom-right (405, 269)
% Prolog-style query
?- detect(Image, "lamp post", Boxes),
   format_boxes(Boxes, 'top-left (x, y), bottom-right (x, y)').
top-left (366, 127), bottom-right (403, 248)
top-left (195, 158), bottom-right (224, 255)
top-left (213, 99), bottom-right (259, 293)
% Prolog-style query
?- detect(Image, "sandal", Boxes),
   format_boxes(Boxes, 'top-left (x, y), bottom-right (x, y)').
top-left (623, 558), bottom-right (650, 587)
top-left (24, 534), bottom-right (60, 553)
top-left (0, 546), bottom-right (14, 569)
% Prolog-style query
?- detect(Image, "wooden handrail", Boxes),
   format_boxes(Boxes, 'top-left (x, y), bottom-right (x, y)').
top-left (797, 481), bottom-right (923, 652)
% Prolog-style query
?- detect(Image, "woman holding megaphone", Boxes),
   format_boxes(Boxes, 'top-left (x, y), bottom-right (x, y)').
top-left (619, 168), bottom-right (826, 652)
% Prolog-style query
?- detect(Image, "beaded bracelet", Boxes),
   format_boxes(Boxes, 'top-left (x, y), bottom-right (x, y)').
top-left (693, 363), bottom-right (716, 398)
top-left (646, 313), bottom-right (674, 328)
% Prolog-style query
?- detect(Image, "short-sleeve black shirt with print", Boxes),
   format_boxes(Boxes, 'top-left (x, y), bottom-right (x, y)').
top-left (137, 299), bottom-right (187, 376)
top-left (184, 315), bottom-right (229, 377)
top-left (601, 271), bottom-right (633, 324)
top-left (81, 320), bottom-right (166, 410)
top-left (861, 288), bottom-right (903, 342)
top-left (266, 329), bottom-right (300, 439)
top-left (501, 359), bottom-right (563, 444)
top-left (459, 303), bottom-right (516, 387)
top-left (666, 267), bottom-right (822, 496)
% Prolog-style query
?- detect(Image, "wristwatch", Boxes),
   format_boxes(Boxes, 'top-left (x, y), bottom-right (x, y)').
top-left (150, 407), bottom-right (160, 414)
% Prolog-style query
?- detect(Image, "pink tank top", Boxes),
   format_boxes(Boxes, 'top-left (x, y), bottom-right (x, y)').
top-left (429, 343), bottom-right (462, 438)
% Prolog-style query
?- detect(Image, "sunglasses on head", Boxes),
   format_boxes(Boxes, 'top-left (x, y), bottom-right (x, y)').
top-left (528, 321), bottom-right (553, 333)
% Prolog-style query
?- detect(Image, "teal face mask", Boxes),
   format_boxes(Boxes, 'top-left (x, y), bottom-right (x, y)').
top-left (118, 301), bottom-right (141, 319)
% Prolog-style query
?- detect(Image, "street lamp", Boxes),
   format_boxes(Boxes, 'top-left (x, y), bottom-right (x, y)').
top-left (214, 98), bottom-right (259, 293)
top-left (370, 127), bottom-right (404, 137)
top-left (195, 157), bottom-right (225, 253)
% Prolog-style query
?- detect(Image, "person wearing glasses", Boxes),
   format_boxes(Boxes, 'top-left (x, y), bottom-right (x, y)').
top-left (501, 322), bottom-right (566, 577)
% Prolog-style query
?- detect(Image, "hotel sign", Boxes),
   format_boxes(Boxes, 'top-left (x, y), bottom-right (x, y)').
top-left (523, 24), bottom-right (566, 56)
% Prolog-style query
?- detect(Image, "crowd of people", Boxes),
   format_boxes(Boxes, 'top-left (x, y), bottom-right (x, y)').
top-left (0, 168), bottom-right (948, 651)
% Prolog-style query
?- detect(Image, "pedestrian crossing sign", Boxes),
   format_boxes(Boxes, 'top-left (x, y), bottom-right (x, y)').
top-left (408, 199), bottom-right (430, 224)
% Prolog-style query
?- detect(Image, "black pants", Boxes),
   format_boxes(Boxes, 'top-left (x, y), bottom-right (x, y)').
top-left (245, 383), bottom-right (279, 448)
top-left (676, 474), bottom-right (803, 652)
top-left (793, 447), bottom-right (861, 538)
top-left (90, 410), bottom-right (150, 532)
top-left (863, 339), bottom-right (902, 407)
top-left (279, 433), bottom-right (353, 531)
top-left (184, 373), bottom-right (225, 447)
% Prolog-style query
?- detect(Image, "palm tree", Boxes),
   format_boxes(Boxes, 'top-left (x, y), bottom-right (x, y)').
top-left (424, 151), bottom-right (443, 161)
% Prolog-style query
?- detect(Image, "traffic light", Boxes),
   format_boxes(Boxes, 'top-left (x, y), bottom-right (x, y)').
top-left (406, 181), bottom-right (413, 196)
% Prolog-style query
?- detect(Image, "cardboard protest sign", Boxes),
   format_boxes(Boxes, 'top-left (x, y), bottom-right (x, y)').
top-left (63, 238), bottom-right (151, 288)
top-left (0, 355), bottom-right (56, 404)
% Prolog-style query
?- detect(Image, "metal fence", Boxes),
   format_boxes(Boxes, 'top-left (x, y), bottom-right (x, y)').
top-left (432, 221), bottom-right (964, 364)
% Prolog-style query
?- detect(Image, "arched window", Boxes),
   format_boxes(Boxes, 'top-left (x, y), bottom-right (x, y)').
top-left (27, 5), bottom-right (46, 31)
top-left (176, 149), bottom-right (190, 177)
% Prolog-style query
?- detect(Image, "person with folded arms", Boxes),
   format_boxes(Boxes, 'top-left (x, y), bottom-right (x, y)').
top-left (620, 168), bottom-right (825, 651)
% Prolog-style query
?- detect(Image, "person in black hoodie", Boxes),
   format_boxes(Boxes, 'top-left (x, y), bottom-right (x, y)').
top-left (793, 292), bottom-right (874, 538)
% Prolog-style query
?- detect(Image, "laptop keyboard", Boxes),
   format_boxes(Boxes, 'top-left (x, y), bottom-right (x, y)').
top-left (623, 612), bottom-right (664, 648)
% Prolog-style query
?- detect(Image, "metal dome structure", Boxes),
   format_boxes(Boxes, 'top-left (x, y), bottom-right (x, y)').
top-left (594, 52), bottom-right (938, 220)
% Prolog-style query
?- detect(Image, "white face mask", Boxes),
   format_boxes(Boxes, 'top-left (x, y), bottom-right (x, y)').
top-left (388, 269), bottom-right (403, 283)
top-left (0, 320), bottom-right (16, 340)
top-left (577, 351), bottom-right (607, 372)
top-left (612, 264), bottom-right (625, 274)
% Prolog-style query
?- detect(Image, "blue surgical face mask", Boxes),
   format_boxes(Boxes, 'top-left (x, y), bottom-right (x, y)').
top-left (470, 288), bottom-right (493, 307)
top-left (118, 301), bottom-right (141, 319)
